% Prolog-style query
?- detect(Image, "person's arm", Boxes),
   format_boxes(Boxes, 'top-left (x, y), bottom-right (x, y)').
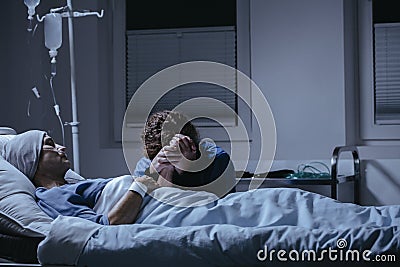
top-left (107, 190), bottom-right (143, 225)
top-left (209, 152), bottom-right (237, 195)
top-left (107, 176), bottom-right (159, 225)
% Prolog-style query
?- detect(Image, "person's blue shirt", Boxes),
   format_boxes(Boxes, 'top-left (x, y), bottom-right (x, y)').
top-left (133, 141), bottom-right (236, 194)
top-left (35, 178), bottom-right (112, 225)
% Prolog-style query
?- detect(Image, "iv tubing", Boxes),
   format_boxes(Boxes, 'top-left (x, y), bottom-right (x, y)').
top-left (49, 76), bottom-right (66, 146)
top-left (67, 0), bottom-right (80, 173)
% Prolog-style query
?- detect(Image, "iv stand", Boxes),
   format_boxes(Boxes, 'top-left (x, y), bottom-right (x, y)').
top-left (66, 0), bottom-right (80, 173)
top-left (37, 2), bottom-right (104, 174)
top-left (65, 0), bottom-right (103, 173)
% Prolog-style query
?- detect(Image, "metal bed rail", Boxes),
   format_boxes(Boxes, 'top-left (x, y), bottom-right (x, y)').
top-left (330, 146), bottom-right (360, 204)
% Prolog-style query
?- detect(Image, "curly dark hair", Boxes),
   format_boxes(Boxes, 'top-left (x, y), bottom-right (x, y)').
top-left (142, 110), bottom-right (200, 160)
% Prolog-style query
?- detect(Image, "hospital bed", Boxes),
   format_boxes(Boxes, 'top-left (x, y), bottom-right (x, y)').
top-left (0, 127), bottom-right (399, 266)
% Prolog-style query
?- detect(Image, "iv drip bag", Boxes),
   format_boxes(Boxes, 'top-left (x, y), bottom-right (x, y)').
top-left (44, 13), bottom-right (62, 59)
top-left (24, 0), bottom-right (40, 20)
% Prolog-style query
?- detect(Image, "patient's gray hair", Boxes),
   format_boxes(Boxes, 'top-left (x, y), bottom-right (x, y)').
top-left (1, 130), bottom-right (46, 180)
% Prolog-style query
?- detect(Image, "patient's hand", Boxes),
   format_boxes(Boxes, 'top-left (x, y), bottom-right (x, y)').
top-left (149, 148), bottom-right (176, 186)
top-left (135, 175), bottom-right (160, 193)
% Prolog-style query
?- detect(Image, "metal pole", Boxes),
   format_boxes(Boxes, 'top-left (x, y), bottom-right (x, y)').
top-left (66, 0), bottom-right (80, 173)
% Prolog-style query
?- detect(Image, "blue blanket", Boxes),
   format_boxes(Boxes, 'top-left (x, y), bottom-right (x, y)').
top-left (37, 188), bottom-right (400, 266)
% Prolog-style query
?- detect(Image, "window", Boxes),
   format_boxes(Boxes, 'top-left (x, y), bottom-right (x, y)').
top-left (112, 0), bottom-right (251, 142)
top-left (373, 0), bottom-right (400, 124)
top-left (125, 1), bottom-right (237, 127)
top-left (358, 0), bottom-right (400, 140)
top-left (125, 27), bottom-right (237, 127)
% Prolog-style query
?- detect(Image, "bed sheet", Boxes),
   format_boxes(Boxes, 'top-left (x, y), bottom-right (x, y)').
top-left (37, 187), bottom-right (400, 266)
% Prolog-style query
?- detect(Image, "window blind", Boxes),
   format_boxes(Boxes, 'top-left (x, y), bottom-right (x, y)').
top-left (374, 23), bottom-right (400, 124)
top-left (126, 27), bottom-right (237, 127)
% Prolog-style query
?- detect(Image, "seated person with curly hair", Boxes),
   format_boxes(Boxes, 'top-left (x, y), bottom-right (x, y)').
top-left (134, 110), bottom-right (236, 197)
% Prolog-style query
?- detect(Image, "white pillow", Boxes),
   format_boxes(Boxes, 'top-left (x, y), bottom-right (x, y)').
top-left (0, 127), bottom-right (17, 135)
top-left (0, 134), bottom-right (15, 155)
top-left (0, 156), bottom-right (53, 237)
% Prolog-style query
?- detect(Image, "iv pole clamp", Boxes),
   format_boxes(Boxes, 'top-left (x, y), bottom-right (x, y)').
top-left (36, 8), bottom-right (104, 21)
top-left (37, 2), bottom-right (104, 174)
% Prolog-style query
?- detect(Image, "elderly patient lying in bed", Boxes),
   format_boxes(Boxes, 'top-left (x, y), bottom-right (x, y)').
top-left (2, 129), bottom-right (232, 226)
top-left (1, 130), bottom-right (161, 225)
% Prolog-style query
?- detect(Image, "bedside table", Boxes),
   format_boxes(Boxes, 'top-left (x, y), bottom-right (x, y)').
top-left (235, 146), bottom-right (360, 204)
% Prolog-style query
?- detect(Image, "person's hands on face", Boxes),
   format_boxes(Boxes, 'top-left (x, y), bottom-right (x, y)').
top-left (149, 134), bottom-right (198, 183)
top-left (167, 134), bottom-right (197, 175)
top-left (170, 134), bottom-right (197, 160)
top-left (135, 175), bottom-right (160, 193)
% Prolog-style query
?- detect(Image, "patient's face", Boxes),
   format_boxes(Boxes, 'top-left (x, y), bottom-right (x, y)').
top-left (36, 135), bottom-right (71, 178)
